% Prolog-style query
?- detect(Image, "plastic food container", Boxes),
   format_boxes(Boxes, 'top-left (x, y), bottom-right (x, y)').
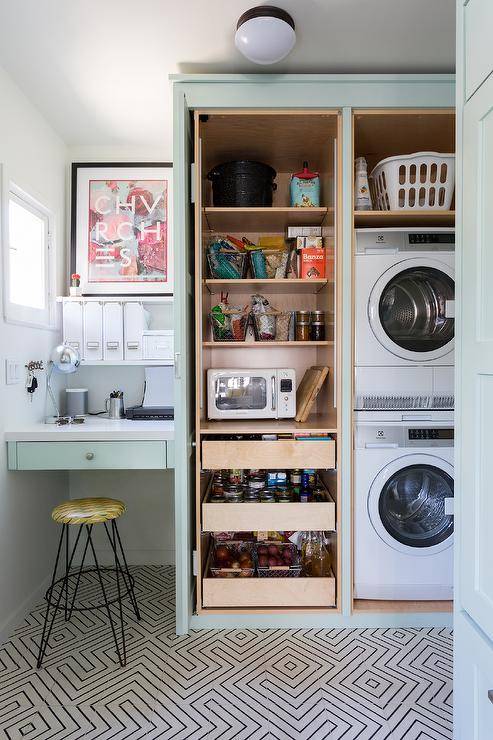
top-left (254, 542), bottom-right (301, 578)
top-left (209, 310), bottom-right (250, 342)
top-left (369, 152), bottom-right (455, 211)
top-left (210, 541), bottom-right (255, 578)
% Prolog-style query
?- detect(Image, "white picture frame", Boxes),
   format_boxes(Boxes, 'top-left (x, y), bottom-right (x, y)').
top-left (71, 163), bottom-right (173, 295)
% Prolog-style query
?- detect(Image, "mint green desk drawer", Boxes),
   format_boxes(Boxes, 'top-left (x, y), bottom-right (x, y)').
top-left (12, 441), bottom-right (167, 470)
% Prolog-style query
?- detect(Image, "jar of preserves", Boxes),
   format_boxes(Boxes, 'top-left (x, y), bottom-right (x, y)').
top-left (310, 310), bottom-right (326, 341)
top-left (228, 469), bottom-right (243, 485)
top-left (223, 484), bottom-right (244, 503)
top-left (295, 311), bottom-right (311, 341)
top-left (289, 469), bottom-right (301, 486)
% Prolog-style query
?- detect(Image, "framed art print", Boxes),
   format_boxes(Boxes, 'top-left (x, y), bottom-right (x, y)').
top-left (71, 163), bottom-right (173, 294)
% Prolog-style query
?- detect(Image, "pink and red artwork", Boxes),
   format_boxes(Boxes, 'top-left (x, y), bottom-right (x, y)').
top-left (88, 179), bottom-right (167, 284)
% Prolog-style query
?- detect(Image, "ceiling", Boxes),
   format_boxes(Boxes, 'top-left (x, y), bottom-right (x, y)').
top-left (0, 0), bottom-right (455, 155)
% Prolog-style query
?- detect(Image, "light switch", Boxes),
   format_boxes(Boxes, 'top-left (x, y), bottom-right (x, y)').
top-left (6, 359), bottom-right (21, 385)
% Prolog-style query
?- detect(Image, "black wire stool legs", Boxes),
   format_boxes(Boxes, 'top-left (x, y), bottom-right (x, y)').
top-left (37, 521), bottom-right (138, 669)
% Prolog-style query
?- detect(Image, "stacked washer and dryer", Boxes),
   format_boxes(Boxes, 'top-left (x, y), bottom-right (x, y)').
top-left (353, 228), bottom-right (455, 601)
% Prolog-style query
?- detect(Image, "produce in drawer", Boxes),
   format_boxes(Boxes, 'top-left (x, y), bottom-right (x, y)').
top-left (255, 541), bottom-right (301, 577)
top-left (210, 541), bottom-right (254, 578)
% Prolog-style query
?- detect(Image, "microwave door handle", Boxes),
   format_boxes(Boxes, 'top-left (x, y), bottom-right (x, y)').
top-left (271, 376), bottom-right (276, 411)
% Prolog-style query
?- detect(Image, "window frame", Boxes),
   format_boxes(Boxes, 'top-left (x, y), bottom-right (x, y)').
top-left (2, 170), bottom-right (57, 330)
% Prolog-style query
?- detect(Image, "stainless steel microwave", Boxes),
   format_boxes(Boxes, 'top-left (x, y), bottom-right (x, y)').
top-left (207, 368), bottom-right (296, 420)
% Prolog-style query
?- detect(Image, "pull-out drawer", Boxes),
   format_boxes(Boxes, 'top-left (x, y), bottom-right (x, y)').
top-left (9, 441), bottom-right (167, 470)
top-left (202, 439), bottom-right (335, 470)
top-left (202, 572), bottom-right (336, 609)
top-left (202, 492), bottom-right (336, 532)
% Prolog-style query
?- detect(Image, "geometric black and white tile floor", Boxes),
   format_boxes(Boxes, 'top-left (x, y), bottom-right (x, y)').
top-left (0, 565), bottom-right (453, 739)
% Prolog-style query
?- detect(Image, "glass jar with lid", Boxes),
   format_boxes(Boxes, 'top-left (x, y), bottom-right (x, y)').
top-left (295, 311), bottom-right (311, 341)
top-left (223, 484), bottom-right (244, 503)
top-left (310, 310), bottom-right (326, 341)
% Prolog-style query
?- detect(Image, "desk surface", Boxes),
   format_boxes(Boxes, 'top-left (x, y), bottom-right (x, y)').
top-left (5, 417), bottom-right (174, 442)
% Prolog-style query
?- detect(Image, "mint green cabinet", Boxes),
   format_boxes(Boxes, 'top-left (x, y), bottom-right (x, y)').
top-left (8, 441), bottom-right (168, 470)
top-left (172, 73), bottom-right (455, 635)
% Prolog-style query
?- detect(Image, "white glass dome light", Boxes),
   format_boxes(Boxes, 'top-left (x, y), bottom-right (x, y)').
top-left (235, 6), bottom-right (296, 65)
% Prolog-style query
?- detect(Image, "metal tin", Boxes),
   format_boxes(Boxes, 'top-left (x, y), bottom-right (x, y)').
top-left (260, 488), bottom-right (276, 503)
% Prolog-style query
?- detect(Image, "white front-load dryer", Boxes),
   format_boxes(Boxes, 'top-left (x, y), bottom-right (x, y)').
top-left (354, 228), bottom-right (455, 417)
top-left (354, 421), bottom-right (454, 600)
top-left (355, 228), bottom-right (455, 367)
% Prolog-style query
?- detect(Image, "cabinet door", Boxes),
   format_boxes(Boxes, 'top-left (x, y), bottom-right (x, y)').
top-left (123, 302), bottom-right (144, 360)
top-left (83, 302), bottom-right (103, 361)
top-left (455, 611), bottom-right (493, 739)
top-left (103, 302), bottom-right (123, 361)
top-left (62, 302), bottom-right (83, 355)
top-left (465, 0), bottom-right (493, 100)
top-left (459, 72), bottom-right (493, 639)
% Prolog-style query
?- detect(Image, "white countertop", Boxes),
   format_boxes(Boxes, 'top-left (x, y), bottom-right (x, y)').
top-left (4, 417), bottom-right (174, 442)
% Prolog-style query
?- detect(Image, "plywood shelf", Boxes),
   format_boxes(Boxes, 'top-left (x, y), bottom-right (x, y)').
top-left (353, 210), bottom-right (455, 228)
top-left (353, 599), bottom-right (453, 614)
top-left (204, 278), bottom-right (330, 295)
top-left (202, 495), bottom-right (336, 533)
top-left (199, 411), bottom-right (337, 436)
top-left (204, 206), bottom-right (331, 232)
top-left (202, 570), bottom-right (336, 609)
top-left (203, 341), bottom-right (333, 348)
top-left (202, 438), bottom-right (335, 471)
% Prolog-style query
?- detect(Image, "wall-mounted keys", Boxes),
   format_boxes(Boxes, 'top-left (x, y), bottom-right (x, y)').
top-left (25, 361), bottom-right (43, 401)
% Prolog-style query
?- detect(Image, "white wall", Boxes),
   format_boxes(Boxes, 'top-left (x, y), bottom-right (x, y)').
top-left (0, 64), bottom-right (69, 641)
top-left (67, 144), bottom-right (175, 566)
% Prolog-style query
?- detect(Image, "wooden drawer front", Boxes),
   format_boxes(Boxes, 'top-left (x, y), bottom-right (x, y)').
top-left (202, 499), bottom-right (336, 533)
top-left (202, 440), bottom-right (335, 470)
top-left (14, 441), bottom-right (167, 470)
top-left (465, 0), bottom-right (493, 100)
top-left (202, 575), bottom-right (336, 609)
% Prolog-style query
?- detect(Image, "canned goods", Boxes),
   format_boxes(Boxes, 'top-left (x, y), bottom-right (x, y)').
top-left (244, 490), bottom-right (260, 503)
top-left (277, 489), bottom-right (294, 502)
top-left (313, 484), bottom-right (326, 502)
top-left (260, 488), bottom-right (276, 503)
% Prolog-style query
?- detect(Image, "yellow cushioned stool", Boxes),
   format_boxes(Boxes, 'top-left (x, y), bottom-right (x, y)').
top-left (37, 497), bottom-right (140, 669)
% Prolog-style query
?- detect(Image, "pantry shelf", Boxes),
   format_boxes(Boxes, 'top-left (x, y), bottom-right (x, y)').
top-left (353, 209), bottom-right (455, 228)
top-left (203, 206), bottom-right (331, 232)
top-left (203, 278), bottom-right (330, 294)
top-left (199, 411), bottom-right (337, 435)
top-left (202, 340), bottom-right (333, 348)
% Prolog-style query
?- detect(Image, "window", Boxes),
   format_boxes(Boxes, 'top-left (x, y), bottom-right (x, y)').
top-left (3, 182), bottom-right (55, 328)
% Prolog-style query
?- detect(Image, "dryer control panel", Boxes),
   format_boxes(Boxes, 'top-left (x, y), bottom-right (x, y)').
top-left (355, 424), bottom-right (454, 449)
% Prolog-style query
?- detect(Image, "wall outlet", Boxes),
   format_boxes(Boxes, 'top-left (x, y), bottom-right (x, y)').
top-left (5, 359), bottom-right (22, 385)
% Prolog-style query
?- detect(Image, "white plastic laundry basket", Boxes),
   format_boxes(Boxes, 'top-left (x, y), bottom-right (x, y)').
top-left (369, 152), bottom-right (455, 211)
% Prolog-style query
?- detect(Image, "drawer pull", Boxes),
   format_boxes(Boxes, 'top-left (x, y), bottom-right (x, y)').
top-left (86, 341), bottom-right (100, 349)
top-left (126, 341), bottom-right (140, 349)
top-left (488, 690), bottom-right (493, 704)
top-left (85, 452), bottom-right (95, 460)
top-left (106, 341), bottom-right (119, 350)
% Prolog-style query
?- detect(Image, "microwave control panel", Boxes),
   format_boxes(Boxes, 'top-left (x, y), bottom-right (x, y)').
top-left (278, 369), bottom-right (296, 418)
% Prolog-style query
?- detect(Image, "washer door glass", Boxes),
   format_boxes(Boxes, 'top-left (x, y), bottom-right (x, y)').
top-left (378, 267), bottom-right (454, 353)
top-left (378, 464), bottom-right (454, 548)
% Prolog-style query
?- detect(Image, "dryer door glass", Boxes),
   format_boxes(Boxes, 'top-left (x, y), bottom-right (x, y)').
top-left (378, 464), bottom-right (454, 548)
top-left (378, 267), bottom-right (454, 352)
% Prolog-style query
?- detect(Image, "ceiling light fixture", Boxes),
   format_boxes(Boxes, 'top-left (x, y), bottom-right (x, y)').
top-left (235, 6), bottom-right (296, 65)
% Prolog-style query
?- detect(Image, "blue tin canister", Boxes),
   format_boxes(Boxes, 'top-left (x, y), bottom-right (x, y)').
top-left (290, 162), bottom-right (320, 207)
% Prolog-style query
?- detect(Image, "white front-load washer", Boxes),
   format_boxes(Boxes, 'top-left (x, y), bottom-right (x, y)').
top-left (354, 421), bottom-right (454, 600)
top-left (354, 228), bottom-right (455, 417)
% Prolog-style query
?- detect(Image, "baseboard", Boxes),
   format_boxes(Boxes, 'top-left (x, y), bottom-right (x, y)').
top-left (0, 575), bottom-right (50, 645)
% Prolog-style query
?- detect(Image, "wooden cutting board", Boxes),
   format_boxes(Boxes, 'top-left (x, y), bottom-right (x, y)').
top-left (295, 366), bottom-right (329, 422)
